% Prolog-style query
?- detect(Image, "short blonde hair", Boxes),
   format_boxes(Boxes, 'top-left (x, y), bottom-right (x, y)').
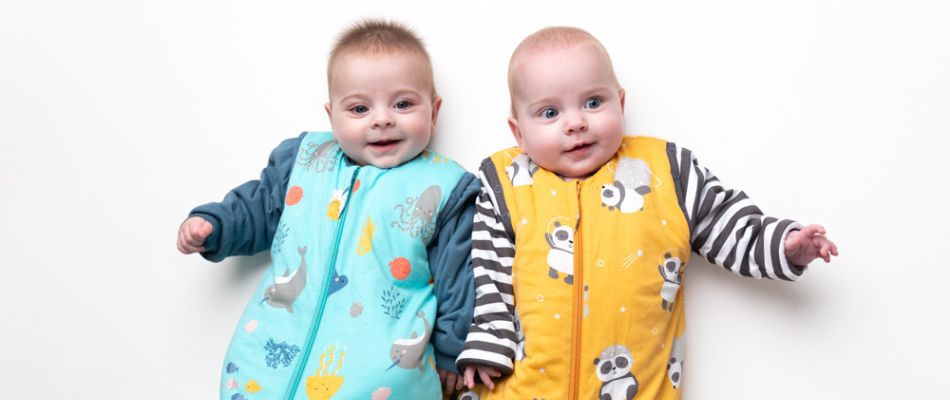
top-left (508, 27), bottom-right (619, 115)
top-left (328, 19), bottom-right (436, 97)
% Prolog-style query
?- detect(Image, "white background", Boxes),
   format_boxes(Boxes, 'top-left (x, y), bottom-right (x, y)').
top-left (2, 0), bottom-right (948, 398)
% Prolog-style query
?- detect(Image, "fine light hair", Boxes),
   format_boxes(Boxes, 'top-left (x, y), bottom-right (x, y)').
top-left (508, 26), bottom-right (619, 116)
top-left (327, 19), bottom-right (436, 97)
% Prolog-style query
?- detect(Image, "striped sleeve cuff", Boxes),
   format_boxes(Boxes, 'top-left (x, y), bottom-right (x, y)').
top-left (456, 338), bottom-right (515, 375)
top-left (775, 220), bottom-right (807, 281)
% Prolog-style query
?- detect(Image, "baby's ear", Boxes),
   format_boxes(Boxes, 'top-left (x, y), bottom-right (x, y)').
top-left (508, 116), bottom-right (525, 148)
top-left (324, 102), bottom-right (333, 119)
top-left (618, 88), bottom-right (626, 115)
top-left (430, 96), bottom-right (443, 128)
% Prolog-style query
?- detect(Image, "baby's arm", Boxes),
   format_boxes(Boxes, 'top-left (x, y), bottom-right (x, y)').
top-left (178, 134), bottom-right (302, 261)
top-left (455, 165), bottom-right (519, 389)
top-left (669, 144), bottom-right (836, 279)
top-left (427, 173), bottom-right (480, 394)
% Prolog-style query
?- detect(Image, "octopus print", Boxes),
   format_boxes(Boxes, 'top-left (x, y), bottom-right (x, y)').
top-left (391, 185), bottom-right (441, 242)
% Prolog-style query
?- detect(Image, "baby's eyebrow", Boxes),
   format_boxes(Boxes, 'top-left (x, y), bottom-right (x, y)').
top-left (581, 86), bottom-right (613, 96)
top-left (336, 93), bottom-right (369, 105)
top-left (525, 97), bottom-right (559, 111)
top-left (388, 89), bottom-right (424, 99)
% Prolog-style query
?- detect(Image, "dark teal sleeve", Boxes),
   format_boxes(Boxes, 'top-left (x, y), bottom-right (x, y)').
top-left (428, 172), bottom-right (480, 373)
top-left (188, 133), bottom-right (305, 262)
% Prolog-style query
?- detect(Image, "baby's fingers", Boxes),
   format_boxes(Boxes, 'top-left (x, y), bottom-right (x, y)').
top-left (445, 373), bottom-right (459, 395)
top-left (815, 238), bottom-right (838, 262)
top-left (800, 224), bottom-right (827, 237)
top-left (464, 367), bottom-right (475, 389)
top-left (178, 230), bottom-right (204, 254)
top-left (188, 221), bottom-right (211, 243)
top-left (477, 369), bottom-right (496, 390)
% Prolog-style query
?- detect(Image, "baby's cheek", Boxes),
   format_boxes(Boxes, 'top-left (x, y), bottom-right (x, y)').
top-left (402, 117), bottom-right (432, 140)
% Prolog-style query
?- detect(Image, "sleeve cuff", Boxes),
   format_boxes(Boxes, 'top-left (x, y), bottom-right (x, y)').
top-left (777, 220), bottom-right (807, 280)
top-left (456, 348), bottom-right (514, 375)
top-left (435, 351), bottom-right (460, 373)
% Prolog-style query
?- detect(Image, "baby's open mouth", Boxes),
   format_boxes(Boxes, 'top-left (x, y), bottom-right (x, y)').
top-left (370, 139), bottom-right (401, 147)
top-left (567, 143), bottom-right (592, 153)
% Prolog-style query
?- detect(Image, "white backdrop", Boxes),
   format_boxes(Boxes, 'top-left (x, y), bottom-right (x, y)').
top-left (2, 0), bottom-right (948, 398)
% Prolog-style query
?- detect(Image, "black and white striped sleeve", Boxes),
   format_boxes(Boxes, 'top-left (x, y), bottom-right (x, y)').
top-left (667, 143), bottom-right (806, 281)
top-left (455, 165), bottom-right (517, 374)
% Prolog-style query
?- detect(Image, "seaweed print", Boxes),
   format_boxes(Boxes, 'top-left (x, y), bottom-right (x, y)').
top-left (271, 223), bottom-right (289, 254)
top-left (381, 286), bottom-right (407, 320)
top-left (297, 140), bottom-right (337, 173)
top-left (391, 185), bottom-right (441, 243)
top-left (264, 339), bottom-right (301, 369)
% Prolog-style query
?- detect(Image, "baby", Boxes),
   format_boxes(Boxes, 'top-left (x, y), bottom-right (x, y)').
top-left (454, 27), bottom-right (837, 400)
top-left (177, 20), bottom-right (478, 399)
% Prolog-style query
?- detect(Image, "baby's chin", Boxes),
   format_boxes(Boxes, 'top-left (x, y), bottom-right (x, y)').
top-left (542, 162), bottom-right (600, 180)
top-left (352, 149), bottom-right (424, 169)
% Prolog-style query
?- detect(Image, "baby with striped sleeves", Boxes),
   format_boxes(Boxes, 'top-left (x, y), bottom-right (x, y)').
top-left (453, 26), bottom-right (838, 400)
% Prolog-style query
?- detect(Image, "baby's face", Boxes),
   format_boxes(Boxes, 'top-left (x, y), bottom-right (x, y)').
top-left (509, 42), bottom-right (625, 179)
top-left (326, 52), bottom-right (439, 168)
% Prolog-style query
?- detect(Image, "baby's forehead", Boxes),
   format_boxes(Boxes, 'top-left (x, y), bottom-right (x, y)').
top-left (328, 50), bottom-right (436, 95)
top-left (331, 48), bottom-right (429, 72)
top-left (511, 40), bottom-right (611, 73)
top-left (509, 43), bottom-right (616, 89)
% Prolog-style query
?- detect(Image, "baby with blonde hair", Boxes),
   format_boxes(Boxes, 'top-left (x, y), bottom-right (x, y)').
top-left (455, 26), bottom-right (837, 400)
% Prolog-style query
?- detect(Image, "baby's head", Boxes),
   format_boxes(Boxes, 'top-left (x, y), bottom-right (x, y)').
top-left (507, 27), bottom-right (625, 179)
top-left (325, 20), bottom-right (440, 168)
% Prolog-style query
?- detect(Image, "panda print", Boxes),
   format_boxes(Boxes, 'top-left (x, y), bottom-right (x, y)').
top-left (545, 221), bottom-right (574, 284)
top-left (513, 307), bottom-right (527, 361)
top-left (594, 344), bottom-right (638, 400)
top-left (506, 153), bottom-right (538, 186)
top-left (658, 252), bottom-right (684, 312)
top-left (601, 158), bottom-right (652, 214)
top-left (667, 336), bottom-right (685, 389)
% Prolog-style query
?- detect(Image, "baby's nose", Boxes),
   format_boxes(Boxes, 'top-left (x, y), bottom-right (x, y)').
top-left (565, 115), bottom-right (588, 134)
top-left (372, 111), bottom-right (395, 128)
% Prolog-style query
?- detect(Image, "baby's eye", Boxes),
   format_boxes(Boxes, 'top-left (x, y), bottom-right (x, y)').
top-left (585, 97), bottom-right (602, 109)
top-left (395, 100), bottom-right (413, 110)
top-left (540, 108), bottom-right (559, 119)
top-left (350, 105), bottom-right (369, 114)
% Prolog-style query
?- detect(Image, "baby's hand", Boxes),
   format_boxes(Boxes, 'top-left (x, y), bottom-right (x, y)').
top-left (437, 367), bottom-right (464, 395)
top-left (463, 364), bottom-right (501, 391)
top-left (785, 224), bottom-right (838, 266)
top-left (177, 216), bottom-right (213, 254)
